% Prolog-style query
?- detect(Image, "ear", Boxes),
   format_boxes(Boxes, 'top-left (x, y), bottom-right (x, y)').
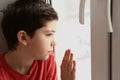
top-left (17, 30), bottom-right (28, 46)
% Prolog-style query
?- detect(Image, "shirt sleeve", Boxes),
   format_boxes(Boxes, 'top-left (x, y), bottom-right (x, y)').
top-left (46, 52), bottom-right (58, 80)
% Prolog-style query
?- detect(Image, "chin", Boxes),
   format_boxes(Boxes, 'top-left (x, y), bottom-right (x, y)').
top-left (43, 55), bottom-right (49, 60)
top-left (37, 51), bottom-right (50, 60)
top-left (38, 54), bottom-right (49, 60)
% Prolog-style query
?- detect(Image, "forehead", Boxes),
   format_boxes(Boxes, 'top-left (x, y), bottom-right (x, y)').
top-left (36, 20), bottom-right (57, 33)
top-left (43, 20), bottom-right (57, 31)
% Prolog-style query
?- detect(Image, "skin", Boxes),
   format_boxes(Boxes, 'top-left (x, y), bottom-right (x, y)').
top-left (4, 20), bottom-right (76, 79)
top-left (61, 49), bottom-right (76, 80)
top-left (5, 20), bottom-right (57, 74)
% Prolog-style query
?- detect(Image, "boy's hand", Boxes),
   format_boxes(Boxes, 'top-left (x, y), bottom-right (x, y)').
top-left (61, 49), bottom-right (76, 80)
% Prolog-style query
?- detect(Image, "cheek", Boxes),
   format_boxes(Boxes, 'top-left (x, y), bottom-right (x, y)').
top-left (41, 40), bottom-right (50, 48)
top-left (31, 36), bottom-right (51, 53)
top-left (36, 39), bottom-right (49, 51)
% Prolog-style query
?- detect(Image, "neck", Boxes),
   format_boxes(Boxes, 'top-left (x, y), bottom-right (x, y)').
top-left (5, 50), bottom-right (34, 75)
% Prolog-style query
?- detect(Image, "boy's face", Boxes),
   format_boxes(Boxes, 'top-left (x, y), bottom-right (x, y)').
top-left (26, 20), bottom-right (57, 60)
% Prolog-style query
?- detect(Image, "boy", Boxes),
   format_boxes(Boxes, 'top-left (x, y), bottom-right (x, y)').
top-left (0, 0), bottom-right (76, 80)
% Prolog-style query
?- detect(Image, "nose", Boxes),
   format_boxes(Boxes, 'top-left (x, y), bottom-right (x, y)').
top-left (51, 41), bottom-right (56, 52)
top-left (51, 41), bottom-right (56, 47)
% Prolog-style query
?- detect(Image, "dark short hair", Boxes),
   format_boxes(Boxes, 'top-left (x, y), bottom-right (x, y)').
top-left (1, 0), bottom-right (58, 51)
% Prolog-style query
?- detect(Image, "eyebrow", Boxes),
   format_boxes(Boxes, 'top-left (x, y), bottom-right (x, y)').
top-left (44, 30), bottom-right (56, 33)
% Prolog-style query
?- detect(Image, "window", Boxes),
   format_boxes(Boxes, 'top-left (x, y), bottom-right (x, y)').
top-left (53, 0), bottom-right (91, 80)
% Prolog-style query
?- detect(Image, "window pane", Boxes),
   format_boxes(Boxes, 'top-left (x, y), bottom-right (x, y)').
top-left (53, 0), bottom-right (91, 80)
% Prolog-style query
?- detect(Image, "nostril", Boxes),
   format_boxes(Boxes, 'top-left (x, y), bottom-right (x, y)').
top-left (53, 46), bottom-right (55, 52)
top-left (51, 41), bottom-right (56, 46)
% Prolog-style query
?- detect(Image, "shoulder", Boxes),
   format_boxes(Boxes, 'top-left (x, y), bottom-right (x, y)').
top-left (0, 54), bottom-right (4, 64)
top-left (0, 54), bottom-right (5, 72)
top-left (0, 53), bottom-right (4, 57)
top-left (0, 53), bottom-right (7, 68)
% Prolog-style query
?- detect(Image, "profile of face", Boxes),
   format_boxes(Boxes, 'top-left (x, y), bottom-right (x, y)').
top-left (18, 20), bottom-right (57, 60)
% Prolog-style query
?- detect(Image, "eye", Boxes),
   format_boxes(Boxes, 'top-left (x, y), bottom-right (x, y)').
top-left (46, 33), bottom-right (53, 36)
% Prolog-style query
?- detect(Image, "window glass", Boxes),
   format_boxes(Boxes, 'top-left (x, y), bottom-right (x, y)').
top-left (53, 0), bottom-right (91, 80)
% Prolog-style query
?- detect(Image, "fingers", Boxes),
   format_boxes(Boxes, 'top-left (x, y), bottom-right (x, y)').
top-left (61, 49), bottom-right (76, 80)
top-left (72, 60), bottom-right (76, 74)
top-left (63, 49), bottom-right (72, 62)
top-left (61, 49), bottom-right (76, 71)
top-left (70, 53), bottom-right (73, 61)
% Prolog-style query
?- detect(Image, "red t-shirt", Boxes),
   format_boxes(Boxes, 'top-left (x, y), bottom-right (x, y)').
top-left (0, 52), bottom-right (57, 80)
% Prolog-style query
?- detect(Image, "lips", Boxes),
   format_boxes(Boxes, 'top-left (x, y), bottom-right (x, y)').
top-left (48, 46), bottom-right (55, 53)
top-left (48, 50), bottom-right (54, 53)
top-left (48, 51), bottom-right (55, 56)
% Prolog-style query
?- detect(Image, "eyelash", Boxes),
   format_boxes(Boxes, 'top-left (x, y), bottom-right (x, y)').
top-left (46, 33), bottom-right (53, 36)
